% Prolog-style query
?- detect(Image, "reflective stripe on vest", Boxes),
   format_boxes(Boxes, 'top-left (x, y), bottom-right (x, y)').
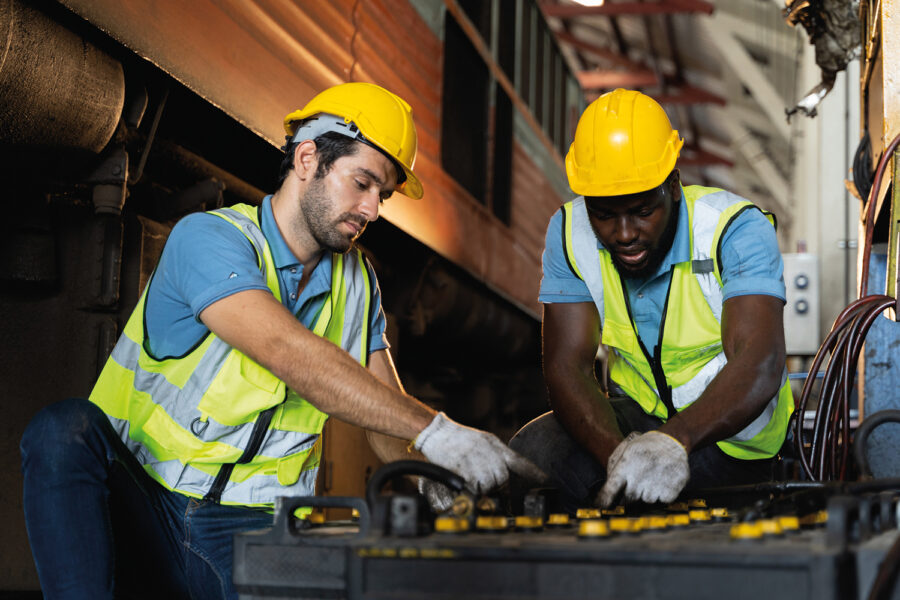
top-left (562, 186), bottom-right (793, 460)
top-left (90, 203), bottom-right (372, 505)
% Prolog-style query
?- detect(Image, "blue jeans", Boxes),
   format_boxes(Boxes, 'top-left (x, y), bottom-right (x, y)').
top-left (509, 398), bottom-right (774, 512)
top-left (20, 398), bottom-right (273, 600)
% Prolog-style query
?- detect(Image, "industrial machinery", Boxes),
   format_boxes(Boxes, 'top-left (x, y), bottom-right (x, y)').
top-left (233, 461), bottom-right (900, 600)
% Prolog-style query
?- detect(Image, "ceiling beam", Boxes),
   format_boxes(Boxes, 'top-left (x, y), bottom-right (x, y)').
top-left (541, 0), bottom-right (714, 17)
top-left (555, 30), bottom-right (646, 71)
top-left (654, 84), bottom-right (726, 105)
top-left (715, 107), bottom-right (792, 216)
top-left (716, 11), bottom-right (801, 56)
top-left (578, 69), bottom-right (659, 90)
top-left (697, 16), bottom-right (792, 143)
top-left (679, 145), bottom-right (734, 167)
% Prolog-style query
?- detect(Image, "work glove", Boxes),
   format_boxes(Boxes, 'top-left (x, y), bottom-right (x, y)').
top-left (417, 478), bottom-right (455, 513)
top-left (414, 412), bottom-right (546, 494)
top-left (596, 430), bottom-right (690, 508)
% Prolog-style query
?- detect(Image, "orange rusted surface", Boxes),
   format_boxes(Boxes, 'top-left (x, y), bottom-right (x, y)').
top-left (60, 0), bottom-right (567, 316)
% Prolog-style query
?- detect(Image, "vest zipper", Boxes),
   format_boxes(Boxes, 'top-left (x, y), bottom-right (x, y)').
top-left (204, 404), bottom-right (278, 503)
top-left (619, 266), bottom-right (678, 420)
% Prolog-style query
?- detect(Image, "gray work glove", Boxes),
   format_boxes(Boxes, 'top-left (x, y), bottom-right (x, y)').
top-left (597, 431), bottom-right (690, 507)
top-left (417, 478), bottom-right (455, 513)
top-left (414, 412), bottom-right (546, 494)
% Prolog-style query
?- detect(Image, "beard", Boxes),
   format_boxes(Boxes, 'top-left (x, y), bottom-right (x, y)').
top-left (610, 204), bottom-right (679, 280)
top-left (299, 176), bottom-right (367, 254)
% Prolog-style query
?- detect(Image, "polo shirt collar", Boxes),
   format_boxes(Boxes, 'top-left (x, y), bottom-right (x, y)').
top-left (656, 189), bottom-right (691, 274)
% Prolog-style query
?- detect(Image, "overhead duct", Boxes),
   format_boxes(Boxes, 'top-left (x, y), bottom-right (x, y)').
top-left (0, 0), bottom-right (123, 152)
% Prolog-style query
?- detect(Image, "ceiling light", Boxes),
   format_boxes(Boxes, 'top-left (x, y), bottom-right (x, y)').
top-left (572, 0), bottom-right (605, 6)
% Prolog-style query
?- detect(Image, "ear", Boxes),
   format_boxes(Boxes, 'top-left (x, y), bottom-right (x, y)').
top-left (292, 139), bottom-right (319, 181)
top-left (669, 169), bottom-right (682, 200)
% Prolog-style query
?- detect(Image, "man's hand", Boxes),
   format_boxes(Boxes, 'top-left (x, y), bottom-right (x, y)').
top-left (417, 478), bottom-right (455, 512)
top-left (415, 412), bottom-right (547, 494)
top-left (597, 431), bottom-right (689, 507)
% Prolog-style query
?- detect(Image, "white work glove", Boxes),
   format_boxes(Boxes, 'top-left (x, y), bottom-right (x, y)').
top-left (414, 412), bottom-right (546, 494)
top-left (417, 478), bottom-right (455, 513)
top-left (597, 430), bottom-right (690, 507)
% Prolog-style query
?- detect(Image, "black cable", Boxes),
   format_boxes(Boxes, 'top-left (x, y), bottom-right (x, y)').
top-left (796, 296), bottom-right (896, 481)
top-left (364, 460), bottom-right (465, 510)
top-left (854, 410), bottom-right (900, 477)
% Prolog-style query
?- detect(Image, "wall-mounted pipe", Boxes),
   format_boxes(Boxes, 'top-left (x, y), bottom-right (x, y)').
top-left (0, 0), bottom-right (124, 153)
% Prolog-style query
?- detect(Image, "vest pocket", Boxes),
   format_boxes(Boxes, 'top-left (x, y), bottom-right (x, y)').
top-left (601, 320), bottom-right (636, 355)
top-left (275, 439), bottom-right (321, 486)
top-left (199, 351), bottom-right (284, 426)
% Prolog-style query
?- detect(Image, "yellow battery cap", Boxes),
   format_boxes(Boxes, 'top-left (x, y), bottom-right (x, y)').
top-left (667, 514), bottom-right (690, 528)
top-left (547, 513), bottom-right (572, 527)
top-left (602, 505), bottom-right (626, 516)
top-left (576, 508), bottom-right (601, 519)
top-left (435, 516), bottom-right (469, 533)
top-left (475, 516), bottom-right (508, 531)
top-left (730, 522), bottom-right (763, 540)
top-left (689, 509), bottom-right (711, 522)
top-left (608, 517), bottom-right (630, 533)
top-left (515, 515), bottom-right (544, 530)
top-left (646, 516), bottom-right (669, 531)
top-left (799, 510), bottom-right (828, 527)
top-left (688, 499), bottom-right (708, 508)
top-left (307, 512), bottom-right (326, 525)
top-left (759, 519), bottom-right (784, 536)
top-left (778, 515), bottom-right (800, 532)
top-left (710, 508), bottom-right (731, 521)
top-left (608, 517), bottom-right (643, 534)
top-left (578, 519), bottom-right (610, 538)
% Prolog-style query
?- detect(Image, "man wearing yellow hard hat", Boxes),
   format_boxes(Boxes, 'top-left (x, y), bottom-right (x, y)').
top-left (511, 89), bottom-right (793, 509)
top-left (21, 82), bottom-right (542, 599)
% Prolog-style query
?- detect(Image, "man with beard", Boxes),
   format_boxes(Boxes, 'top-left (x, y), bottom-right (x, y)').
top-left (21, 82), bottom-right (541, 600)
top-left (510, 89), bottom-right (793, 510)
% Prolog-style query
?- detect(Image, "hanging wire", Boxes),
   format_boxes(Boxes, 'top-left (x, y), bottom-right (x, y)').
top-left (794, 133), bottom-right (900, 481)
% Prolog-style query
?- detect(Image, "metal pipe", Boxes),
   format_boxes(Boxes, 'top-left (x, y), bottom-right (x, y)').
top-left (0, 0), bottom-right (124, 153)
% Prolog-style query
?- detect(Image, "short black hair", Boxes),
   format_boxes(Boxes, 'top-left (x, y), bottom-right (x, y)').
top-left (276, 131), bottom-right (359, 187)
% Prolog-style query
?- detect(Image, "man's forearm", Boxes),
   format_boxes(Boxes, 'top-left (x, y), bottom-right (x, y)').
top-left (269, 329), bottom-right (436, 440)
top-left (660, 295), bottom-right (786, 454)
top-left (203, 289), bottom-right (436, 441)
top-left (660, 353), bottom-right (782, 453)
top-left (548, 367), bottom-right (625, 465)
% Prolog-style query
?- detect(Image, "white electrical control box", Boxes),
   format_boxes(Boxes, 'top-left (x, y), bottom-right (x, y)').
top-left (782, 253), bottom-right (820, 355)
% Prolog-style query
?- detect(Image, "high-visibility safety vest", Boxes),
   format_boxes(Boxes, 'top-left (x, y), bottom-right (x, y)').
top-left (561, 185), bottom-right (793, 459)
top-left (90, 203), bottom-right (373, 506)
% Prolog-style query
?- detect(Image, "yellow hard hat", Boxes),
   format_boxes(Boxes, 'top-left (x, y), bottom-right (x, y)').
top-left (284, 82), bottom-right (423, 199)
top-left (565, 88), bottom-right (683, 197)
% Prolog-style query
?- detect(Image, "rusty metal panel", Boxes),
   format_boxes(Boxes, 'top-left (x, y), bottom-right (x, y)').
top-left (58, 0), bottom-right (565, 316)
top-left (882, 0), bottom-right (900, 148)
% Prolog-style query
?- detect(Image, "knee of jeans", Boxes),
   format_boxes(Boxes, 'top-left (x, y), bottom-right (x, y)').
top-left (21, 398), bottom-right (105, 463)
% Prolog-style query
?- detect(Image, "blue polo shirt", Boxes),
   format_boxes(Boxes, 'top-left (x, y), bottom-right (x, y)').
top-left (144, 195), bottom-right (389, 359)
top-left (539, 192), bottom-right (786, 348)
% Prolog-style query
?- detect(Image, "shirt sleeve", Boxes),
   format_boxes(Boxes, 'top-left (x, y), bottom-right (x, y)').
top-left (145, 212), bottom-right (272, 358)
top-left (719, 208), bottom-right (786, 302)
top-left (538, 209), bottom-right (594, 304)
top-left (365, 258), bottom-right (390, 353)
